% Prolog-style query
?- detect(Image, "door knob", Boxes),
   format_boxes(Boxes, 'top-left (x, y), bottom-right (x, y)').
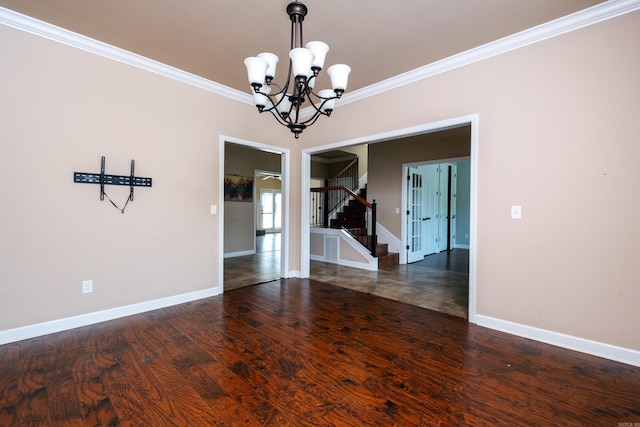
top-left (422, 217), bottom-right (431, 221)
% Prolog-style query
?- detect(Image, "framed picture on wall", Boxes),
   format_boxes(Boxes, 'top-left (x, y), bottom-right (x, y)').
top-left (224, 174), bottom-right (253, 201)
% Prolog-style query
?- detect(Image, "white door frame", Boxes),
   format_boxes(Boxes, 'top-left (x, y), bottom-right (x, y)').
top-left (219, 135), bottom-right (291, 290)
top-left (301, 114), bottom-right (479, 323)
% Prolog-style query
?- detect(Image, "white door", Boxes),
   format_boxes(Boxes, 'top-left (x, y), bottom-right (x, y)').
top-left (450, 165), bottom-right (457, 249)
top-left (437, 165), bottom-right (449, 252)
top-left (260, 189), bottom-right (281, 232)
top-left (423, 164), bottom-right (440, 256)
top-left (407, 167), bottom-right (426, 263)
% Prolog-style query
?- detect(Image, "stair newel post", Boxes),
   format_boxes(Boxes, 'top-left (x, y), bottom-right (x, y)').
top-left (323, 178), bottom-right (330, 227)
top-left (370, 200), bottom-right (377, 256)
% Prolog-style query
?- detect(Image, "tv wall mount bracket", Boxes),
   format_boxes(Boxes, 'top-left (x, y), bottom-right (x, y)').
top-left (74, 156), bottom-right (152, 213)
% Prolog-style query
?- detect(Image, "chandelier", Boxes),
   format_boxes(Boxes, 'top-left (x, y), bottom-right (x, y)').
top-left (244, 2), bottom-right (351, 138)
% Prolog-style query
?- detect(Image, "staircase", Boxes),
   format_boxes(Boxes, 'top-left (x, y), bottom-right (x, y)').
top-left (329, 187), bottom-right (399, 268)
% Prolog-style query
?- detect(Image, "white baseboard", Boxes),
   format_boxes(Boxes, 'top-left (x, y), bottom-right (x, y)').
top-left (310, 253), bottom-right (378, 271)
top-left (0, 287), bottom-right (222, 345)
top-left (223, 249), bottom-right (255, 258)
top-left (454, 244), bottom-right (470, 249)
top-left (286, 270), bottom-right (302, 278)
top-left (476, 314), bottom-right (640, 367)
top-left (376, 222), bottom-right (403, 256)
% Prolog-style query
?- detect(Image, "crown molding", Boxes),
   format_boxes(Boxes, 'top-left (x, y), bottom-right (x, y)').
top-left (338, 0), bottom-right (640, 107)
top-left (0, 6), bottom-right (252, 105)
top-left (2, 0), bottom-right (639, 110)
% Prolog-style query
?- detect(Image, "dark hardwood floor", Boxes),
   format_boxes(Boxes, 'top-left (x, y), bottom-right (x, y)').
top-left (1, 279), bottom-right (639, 426)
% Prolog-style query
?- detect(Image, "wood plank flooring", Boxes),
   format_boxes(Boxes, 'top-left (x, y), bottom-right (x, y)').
top-left (1, 279), bottom-right (639, 426)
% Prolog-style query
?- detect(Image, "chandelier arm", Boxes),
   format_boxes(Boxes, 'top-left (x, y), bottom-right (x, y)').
top-left (307, 87), bottom-right (339, 101)
top-left (301, 98), bottom-right (326, 117)
top-left (258, 57), bottom-right (296, 113)
top-left (257, 99), bottom-right (279, 114)
top-left (273, 58), bottom-right (294, 96)
top-left (264, 106), bottom-right (292, 127)
top-left (299, 109), bottom-right (328, 127)
top-left (261, 95), bottom-right (294, 123)
top-left (302, 93), bottom-right (335, 115)
top-left (260, 91), bottom-right (286, 113)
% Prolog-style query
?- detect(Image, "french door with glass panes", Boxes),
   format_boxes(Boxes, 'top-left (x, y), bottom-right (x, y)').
top-left (260, 189), bottom-right (281, 232)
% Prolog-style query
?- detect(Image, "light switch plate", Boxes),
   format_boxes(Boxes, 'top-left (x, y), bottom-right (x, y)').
top-left (511, 205), bottom-right (522, 219)
top-left (210, 205), bottom-right (217, 215)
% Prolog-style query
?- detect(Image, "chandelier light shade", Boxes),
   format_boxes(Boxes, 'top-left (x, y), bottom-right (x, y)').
top-left (244, 2), bottom-right (351, 138)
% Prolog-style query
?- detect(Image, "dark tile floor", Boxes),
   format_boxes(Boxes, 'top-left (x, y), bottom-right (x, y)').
top-left (224, 233), bottom-right (470, 318)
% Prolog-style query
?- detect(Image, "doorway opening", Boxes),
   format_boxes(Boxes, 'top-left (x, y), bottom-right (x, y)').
top-left (302, 115), bottom-right (478, 322)
top-left (220, 137), bottom-right (290, 291)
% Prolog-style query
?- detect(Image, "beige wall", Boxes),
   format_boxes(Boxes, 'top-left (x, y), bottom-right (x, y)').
top-left (0, 24), bottom-right (292, 331)
top-left (299, 11), bottom-right (640, 351)
top-left (368, 127), bottom-right (471, 237)
top-left (344, 144), bottom-right (369, 183)
top-left (1, 9), bottom-right (639, 356)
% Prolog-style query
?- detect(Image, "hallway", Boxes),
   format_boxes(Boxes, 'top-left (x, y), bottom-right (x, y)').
top-left (224, 234), bottom-right (469, 318)
top-left (224, 233), bottom-right (281, 291)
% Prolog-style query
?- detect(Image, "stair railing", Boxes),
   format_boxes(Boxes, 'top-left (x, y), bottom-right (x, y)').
top-left (324, 157), bottom-right (359, 224)
top-left (310, 185), bottom-right (377, 256)
top-left (328, 157), bottom-right (358, 187)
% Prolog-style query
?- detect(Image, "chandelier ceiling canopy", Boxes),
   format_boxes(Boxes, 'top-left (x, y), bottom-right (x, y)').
top-left (244, 2), bottom-right (351, 138)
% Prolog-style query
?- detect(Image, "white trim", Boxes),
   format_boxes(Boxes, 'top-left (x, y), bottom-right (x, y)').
top-left (301, 151), bottom-right (312, 278)
top-left (310, 254), bottom-right (379, 272)
top-left (358, 172), bottom-right (368, 193)
top-left (3, 1), bottom-right (639, 109)
top-left (288, 270), bottom-right (302, 278)
top-left (224, 249), bottom-right (255, 258)
top-left (280, 150), bottom-right (291, 278)
top-left (310, 227), bottom-right (378, 271)
top-left (218, 139), bottom-right (226, 291)
top-left (468, 117), bottom-right (479, 324)
top-left (454, 244), bottom-right (470, 250)
top-left (476, 315), bottom-right (640, 368)
top-left (375, 222), bottom-right (402, 258)
top-left (0, 7), bottom-right (251, 104)
top-left (0, 287), bottom-right (221, 345)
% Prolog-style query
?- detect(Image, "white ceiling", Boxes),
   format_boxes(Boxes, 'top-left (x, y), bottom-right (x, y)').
top-left (0, 0), bottom-right (604, 95)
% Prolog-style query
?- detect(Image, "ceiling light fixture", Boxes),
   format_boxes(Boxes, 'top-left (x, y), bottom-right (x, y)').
top-left (244, 2), bottom-right (351, 139)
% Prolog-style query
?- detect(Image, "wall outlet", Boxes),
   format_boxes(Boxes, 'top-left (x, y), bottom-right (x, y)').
top-left (82, 280), bottom-right (93, 294)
